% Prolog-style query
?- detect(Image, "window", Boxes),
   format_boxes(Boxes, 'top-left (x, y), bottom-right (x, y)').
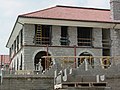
top-left (101, 56), bottom-right (111, 69)
top-left (17, 58), bottom-right (19, 70)
top-left (17, 35), bottom-right (19, 51)
top-left (102, 29), bottom-right (111, 69)
top-left (102, 29), bottom-right (111, 48)
top-left (14, 60), bottom-right (16, 70)
top-left (60, 26), bottom-right (70, 45)
top-left (35, 25), bottom-right (52, 45)
top-left (77, 27), bottom-right (92, 47)
top-left (9, 48), bottom-right (11, 57)
top-left (20, 29), bottom-right (23, 47)
top-left (11, 44), bottom-right (13, 56)
top-left (11, 44), bottom-right (13, 51)
top-left (20, 54), bottom-right (22, 70)
top-left (14, 40), bottom-right (16, 54)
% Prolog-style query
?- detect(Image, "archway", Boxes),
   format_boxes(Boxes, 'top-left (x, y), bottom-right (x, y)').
top-left (20, 54), bottom-right (22, 70)
top-left (78, 52), bottom-right (94, 68)
top-left (34, 51), bottom-right (52, 71)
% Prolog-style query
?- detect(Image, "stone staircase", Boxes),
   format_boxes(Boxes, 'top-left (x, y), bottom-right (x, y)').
top-left (54, 61), bottom-right (112, 90)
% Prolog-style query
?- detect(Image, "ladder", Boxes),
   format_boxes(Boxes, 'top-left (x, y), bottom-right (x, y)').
top-left (36, 25), bottom-right (42, 44)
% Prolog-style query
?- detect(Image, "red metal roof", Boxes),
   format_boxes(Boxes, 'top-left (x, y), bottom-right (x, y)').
top-left (0, 55), bottom-right (10, 64)
top-left (20, 5), bottom-right (112, 23)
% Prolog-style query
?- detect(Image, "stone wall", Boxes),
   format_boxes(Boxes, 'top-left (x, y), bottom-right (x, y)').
top-left (110, 29), bottom-right (120, 56)
top-left (92, 28), bottom-right (102, 48)
top-left (0, 75), bottom-right (120, 90)
top-left (110, 0), bottom-right (120, 20)
top-left (0, 76), bottom-right (54, 90)
top-left (24, 24), bottom-right (35, 46)
top-left (23, 46), bottom-right (102, 70)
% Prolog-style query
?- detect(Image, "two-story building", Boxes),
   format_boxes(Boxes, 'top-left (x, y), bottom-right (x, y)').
top-left (6, 0), bottom-right (120, 72)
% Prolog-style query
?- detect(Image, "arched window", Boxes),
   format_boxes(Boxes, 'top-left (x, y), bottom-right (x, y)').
top-left (20, 54), bottom-right (23, 70)
top-left (14, 60), bottom-right (16, 70)
top-left (17, 58), bottom-right (19, 70)
top-left (78, 52), bottom-right (94, 68)
top-left (101, 57), bottom-right (111, 69)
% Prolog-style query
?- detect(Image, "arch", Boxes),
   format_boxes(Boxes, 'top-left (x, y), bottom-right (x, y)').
top-left (101, 57), bottom-right (111, 69)
top-left (77, 49), bottom-right (95, 57)
top-left (17, 58), bottom-right (19, 70)
top-left (20, 54), bottom-right (23, 70)
top-left (78, 52), bottom-right (94, 68)
top-left (34, 51), bottom-right (53, 71)
top-left (14, 59), bottom-right (16, 70)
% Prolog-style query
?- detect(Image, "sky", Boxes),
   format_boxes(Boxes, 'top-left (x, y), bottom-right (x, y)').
top-left (0, 0), bottom-right (110, 55)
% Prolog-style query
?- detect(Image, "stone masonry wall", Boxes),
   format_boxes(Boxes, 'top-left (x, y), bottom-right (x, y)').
top-left (22, 24), bottom-right (103, 70)
top-left (0, 75), bottom-right (120, 90)
top-left (110, 29), bottom-right (120, 56)
top-left (24, 24), bottom-right (35, 46)
top-left (110, 0), bottom-right (120, 20)
top-left (93, 28), bottom-right (102, 48)
top-left (0, 76), bottom-right (54, 90)
top-left (52, 25), bottom-right (61, 46)
top-left (23, 46), bottom-right (102, 70)
top-left (68, 26), bottom-right (77, 46)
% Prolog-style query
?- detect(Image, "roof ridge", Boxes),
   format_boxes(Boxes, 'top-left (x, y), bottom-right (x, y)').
top-left (56, 5), bottom-right (110, 11)
top-left (19, 5), bottom-right (57, 16)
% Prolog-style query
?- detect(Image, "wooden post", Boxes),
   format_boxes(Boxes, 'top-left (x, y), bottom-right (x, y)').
top-left (74, 45), bottom-right (77, 68)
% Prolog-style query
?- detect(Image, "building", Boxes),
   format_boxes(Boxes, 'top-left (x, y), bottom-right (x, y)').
top-left (4, 0), bottom-right (120, 89)
top-left (6, 2), bottom-right (120, 71)
top-left (0, 55), bottom-right (10, 70)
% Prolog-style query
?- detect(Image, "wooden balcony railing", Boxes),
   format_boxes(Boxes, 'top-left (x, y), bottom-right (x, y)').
top-left (35, 37), bottom-right (51, 45)
top-left (43, 56), bottom-right (117, 69)
top-left (77, 38), bottom-right (93, 47)
top-left (102, 39), bottom-right (111, 48)
top-left (60, 37), bottom-right (70, 45)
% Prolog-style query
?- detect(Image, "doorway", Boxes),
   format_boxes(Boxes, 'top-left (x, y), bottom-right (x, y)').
top-left (34, 51), bottom-right (52, 71)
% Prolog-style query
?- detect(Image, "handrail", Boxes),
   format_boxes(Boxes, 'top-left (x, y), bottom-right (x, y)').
top-left (77, 38), bottom-right (93, 41)
top-left (43, 56), bottom-right (119, 69)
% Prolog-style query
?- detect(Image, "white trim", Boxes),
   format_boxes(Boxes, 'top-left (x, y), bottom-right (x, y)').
top-left (19, 17), bottom-right (117, 28)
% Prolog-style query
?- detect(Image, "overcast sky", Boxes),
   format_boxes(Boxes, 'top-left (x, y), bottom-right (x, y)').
top-left (0, 0), bottom-right (110, 55)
